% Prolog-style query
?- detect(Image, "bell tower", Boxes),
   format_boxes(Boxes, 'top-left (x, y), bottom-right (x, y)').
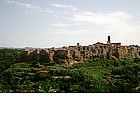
top-left (107, 36), bottom-right (111, 44)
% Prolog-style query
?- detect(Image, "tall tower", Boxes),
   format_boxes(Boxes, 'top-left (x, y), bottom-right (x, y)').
top-left (107, 36), bottom-right (111, 44)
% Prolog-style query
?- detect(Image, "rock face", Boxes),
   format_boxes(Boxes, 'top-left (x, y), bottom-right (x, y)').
top-left (22, 38), bottom-right (140, 64)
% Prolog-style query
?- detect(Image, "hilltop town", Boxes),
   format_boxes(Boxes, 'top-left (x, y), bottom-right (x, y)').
top-left (22, 36), bottom-right (140, 64)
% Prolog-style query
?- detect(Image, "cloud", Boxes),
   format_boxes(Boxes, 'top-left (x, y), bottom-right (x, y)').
top-left (45, 22), bottom-right (81, 31)
top-left (51, 3), bottom-right (77, 11)
top-left (61, 29), bottom-right (91, 34)
top-left (45, 22), bottom-right (84, 35)
top-left (68, 11), bottom-right (140, 42)
top-left (52, 23), bottom-right (72, 27)
top-left (50, 3), bottom-right (78, 17)
top-left (52, 23), bottom-right (81, 28)
top-left (4, 0), bottom-right (140, 45)
top-left (45, 26), bottom-right (90, 40)
top-left (70, 11), bottom-right (132, 25)
top-left (5, 0), bottom-right (40, 11)
top-left (4, 1), bottom-right (76, 15)
top-left (4, 0), bottom-right (55, 13)
top-left (45, 9), bottom-right (140, 45)
top-left (45, 8), bottom-right (55, 14)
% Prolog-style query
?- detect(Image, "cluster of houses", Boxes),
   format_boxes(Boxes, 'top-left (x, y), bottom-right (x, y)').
top-left (22, 36), bottom-right (140, 64)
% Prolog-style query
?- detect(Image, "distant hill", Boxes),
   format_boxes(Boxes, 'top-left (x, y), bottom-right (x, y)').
top-left (0, 46), bottom-right (34, 50)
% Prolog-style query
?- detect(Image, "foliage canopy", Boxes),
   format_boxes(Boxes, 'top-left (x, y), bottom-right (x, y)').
top-left (0, 49), bottom-right (140, 93)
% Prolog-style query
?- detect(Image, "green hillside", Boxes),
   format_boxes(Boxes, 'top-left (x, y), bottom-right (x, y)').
top-left (0, 49), bottom-right (140, 93)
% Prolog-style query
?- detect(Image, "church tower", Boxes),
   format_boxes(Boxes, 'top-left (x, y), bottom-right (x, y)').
top-left (107, 36), bottom-right (111, 44)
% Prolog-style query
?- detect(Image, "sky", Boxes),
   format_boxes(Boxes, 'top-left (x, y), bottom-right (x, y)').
top-left (0, 0), bottom-right (140, 48)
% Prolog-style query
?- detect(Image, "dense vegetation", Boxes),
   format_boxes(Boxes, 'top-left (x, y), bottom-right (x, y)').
top-left (0, 49), bottom-right (140, 93)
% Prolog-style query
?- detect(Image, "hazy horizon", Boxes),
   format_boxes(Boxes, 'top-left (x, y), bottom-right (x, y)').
top-left (1, 0), bottom-right (140, 48)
